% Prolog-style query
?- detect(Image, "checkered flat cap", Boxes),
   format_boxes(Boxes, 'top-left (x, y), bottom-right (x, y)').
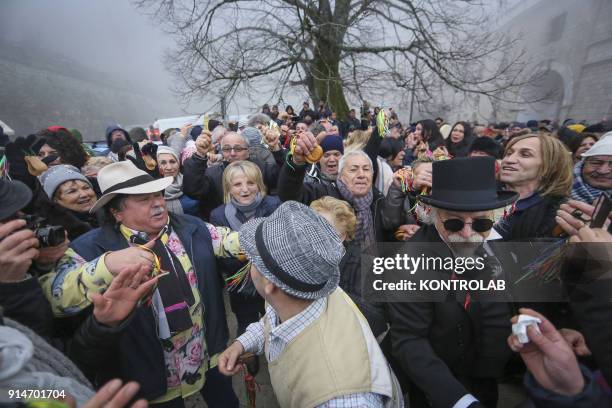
top-left (239, 201), bottom-right (345, 300)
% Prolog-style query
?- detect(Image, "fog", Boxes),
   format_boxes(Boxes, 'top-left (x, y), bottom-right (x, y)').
top-left (0, 0), bottom-right (177, 105)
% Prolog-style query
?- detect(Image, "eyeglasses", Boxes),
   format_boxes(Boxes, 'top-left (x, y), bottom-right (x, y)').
top-left (585, 158), bottom-right (612, 168)
top-left (443, 218), bottom-right (494, 233)
top-left (221, 146), bottom-right (248, 153)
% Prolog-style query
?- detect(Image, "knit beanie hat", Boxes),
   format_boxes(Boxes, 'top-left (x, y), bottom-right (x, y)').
top-left (156, 145), bottom-right (180, 161)
top-left (320, 135), bottom-right (344, 154)
top-left (468, 137), bottom-right (502, 159)
top-left (40, 164), bottom-right (92, 199)
top-left (190, 125), bottom-right (203, 140)
top-left (242, 127), bottom-right (262, 146)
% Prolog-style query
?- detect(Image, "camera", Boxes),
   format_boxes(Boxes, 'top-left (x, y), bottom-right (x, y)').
top-left (22, 215), bottom-right (66, 248)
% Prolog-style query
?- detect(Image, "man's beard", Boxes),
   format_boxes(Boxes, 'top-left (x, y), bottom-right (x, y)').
top-left (447, 233), bottom-right (484, 257)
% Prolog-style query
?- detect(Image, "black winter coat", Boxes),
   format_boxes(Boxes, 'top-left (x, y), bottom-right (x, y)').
top-left (209, 195), bottom-right (281, 315)
top-left (388, 225), bottom-right (512, 408)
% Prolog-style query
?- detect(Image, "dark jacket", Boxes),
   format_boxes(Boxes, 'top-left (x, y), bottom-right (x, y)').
top-left (496, 193), bottom-right (566, 240)
top-left (209, 195), bottom-right (281, 314)
top-left (524, 365), bottom-right (610, 408)
top-left (446, 137), bottom-right (474, 158)
top-left (68, 213), bottom-right (228, 399)
top-left (0, 277), bottom-right (54, 338)
top-left (304, 164), bottom-right (336, 187)
top-left (388, 225), bottom-right (512, 408)
top-left (182, 151), bottom-right (284, 220)
top-left (339, 240), bottom-right (388, 336)
top-left (380, 183), bottom-right (418, 231)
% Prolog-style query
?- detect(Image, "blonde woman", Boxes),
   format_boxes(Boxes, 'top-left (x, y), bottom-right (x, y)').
top-left (210, 160), bottom-right (281, 335)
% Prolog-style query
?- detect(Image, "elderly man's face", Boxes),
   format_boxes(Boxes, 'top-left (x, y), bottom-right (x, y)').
top-left (221, 133), bottom-right (249, 162)
top-left (339, 154), bottom-right (372, 197)
top-left (434, 208), bottom-right (494, 243)
top-left (583, 155), bottom-right (612, 190)
top-left (112, 192), bottom-right (168, 235)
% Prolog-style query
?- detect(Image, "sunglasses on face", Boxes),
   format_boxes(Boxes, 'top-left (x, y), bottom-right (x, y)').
top-left (443, 218), bottom-right (494, 233)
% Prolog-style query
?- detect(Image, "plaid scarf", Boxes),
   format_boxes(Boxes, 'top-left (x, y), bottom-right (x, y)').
top-left (571, 161), bottom-right (605, 204)
top-left (336, 179), bottom-right (375, 248)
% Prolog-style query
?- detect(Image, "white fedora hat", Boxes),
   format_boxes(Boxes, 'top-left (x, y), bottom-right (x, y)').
top-left (582, 133), bottom-right (612, 158)
top-left (90, 161), bottom-right (173, 213)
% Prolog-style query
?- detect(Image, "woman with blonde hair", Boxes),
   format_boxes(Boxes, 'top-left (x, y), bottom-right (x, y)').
top-left (344, 129), bottom-right (372, 152)
top-left (497, 133), bottom-right (573, 239)
top-left (210, 160), bottom-right (281, 335)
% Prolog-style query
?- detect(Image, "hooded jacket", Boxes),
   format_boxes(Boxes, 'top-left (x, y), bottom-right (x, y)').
top-left (104, 125), bottom-right (132, 147)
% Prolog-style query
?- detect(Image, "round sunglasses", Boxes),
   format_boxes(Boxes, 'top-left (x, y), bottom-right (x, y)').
top-left (443, 218), bottom-right (494, 233)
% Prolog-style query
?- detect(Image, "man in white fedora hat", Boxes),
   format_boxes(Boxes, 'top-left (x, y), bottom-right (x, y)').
top-left (42, 160), bottom-right (243, 407)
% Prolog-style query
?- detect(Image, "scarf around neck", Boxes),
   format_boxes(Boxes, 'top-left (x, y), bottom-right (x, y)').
top-left (164, 173), bottom-right (184, 201)
top-left (336, 179), bottom-right (375, 248)
top-left (224, 193), bottom-right (264, 231)
top-left (571, 161), bottom-right (606, 204)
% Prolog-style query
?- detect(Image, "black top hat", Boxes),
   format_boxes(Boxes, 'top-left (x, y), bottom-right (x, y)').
top-left (419, 156), bottom-right (518, 211)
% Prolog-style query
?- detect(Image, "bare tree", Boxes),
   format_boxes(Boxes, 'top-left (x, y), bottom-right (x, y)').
top-left (135, 0), bottom-right (529, 118)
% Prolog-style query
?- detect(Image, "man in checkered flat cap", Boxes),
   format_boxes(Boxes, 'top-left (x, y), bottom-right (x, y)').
top-left (218, 201), bottom-right (403, 408)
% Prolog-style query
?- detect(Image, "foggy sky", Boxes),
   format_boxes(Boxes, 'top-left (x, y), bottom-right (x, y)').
top-left (0, 0), bottom-right (525, 119)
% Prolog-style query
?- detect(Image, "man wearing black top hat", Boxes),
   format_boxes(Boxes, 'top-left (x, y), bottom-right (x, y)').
top-left (388, 157), bottom-right (519, 408)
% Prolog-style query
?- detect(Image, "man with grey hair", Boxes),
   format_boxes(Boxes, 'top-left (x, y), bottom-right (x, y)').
top-left (247, 113), bottom-right (272, 128)
top-left (278, 128), bottom-right (394, 248)
top-left (388, 156), bottom-right (519, 408)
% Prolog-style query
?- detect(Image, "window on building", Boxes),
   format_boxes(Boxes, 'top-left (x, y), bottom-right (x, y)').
top-left (546, 13), bottom-right (567, 44)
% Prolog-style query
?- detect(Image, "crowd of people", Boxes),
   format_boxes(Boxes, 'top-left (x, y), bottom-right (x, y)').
top-left (0, 102), bottom-right (611, 408)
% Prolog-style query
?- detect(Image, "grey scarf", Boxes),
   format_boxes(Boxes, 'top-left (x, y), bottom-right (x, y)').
top-left (224, 193), bottom-right (264, 231)
top-left (336, 179), bottom-right (375, 248)
top-left (164, 173), bottom-right (184, 215)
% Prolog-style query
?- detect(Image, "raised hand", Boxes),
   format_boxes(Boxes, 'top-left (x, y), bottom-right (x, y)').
top-left (412, 162), bottom-right (432, 191)
top-left (82, 379), bottom-right (147, 408)
top-left (195, 133), bottom-right (213, 156)
top-left (507, 308), bottom-right (584, 397)
top-left (91, 263), bottom-right (159, 327)
top-left (555, 200), bottom-right (600, 237)
top-left (0, 219), bottom-right (39, 282)
top-left (103, 239), bottom-right (156, 276)
top-left (292, 131), bottom-right (318, 165)
top-left (559, 328), bottom-right (591, 357)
